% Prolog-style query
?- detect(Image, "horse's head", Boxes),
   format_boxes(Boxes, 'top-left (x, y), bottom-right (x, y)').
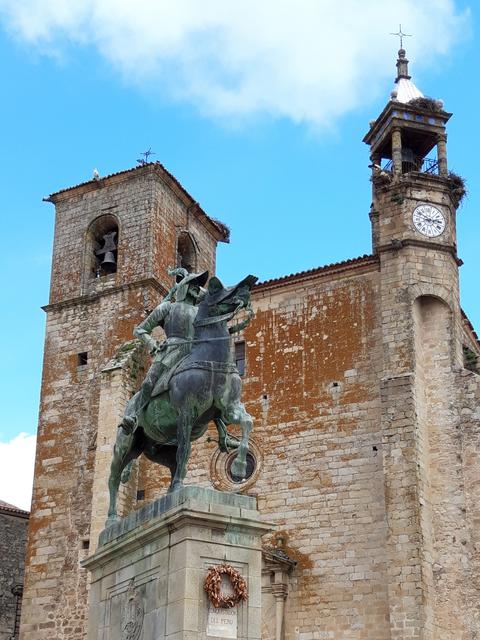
top-left (197, 274), bottom-right (258, 321)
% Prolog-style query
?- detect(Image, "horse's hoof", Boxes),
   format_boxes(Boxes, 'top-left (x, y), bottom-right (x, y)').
top-left (230, 458), bottom-right (247, 479)
top-left (105, 515), bottom-right (120, 528)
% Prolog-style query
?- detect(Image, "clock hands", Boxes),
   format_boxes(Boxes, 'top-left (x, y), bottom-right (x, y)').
top-left (420, 214), bottom-right (437, 225)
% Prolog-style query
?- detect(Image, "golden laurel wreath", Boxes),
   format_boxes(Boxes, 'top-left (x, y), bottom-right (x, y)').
top-left (204, 564), bottom-right (248, 609)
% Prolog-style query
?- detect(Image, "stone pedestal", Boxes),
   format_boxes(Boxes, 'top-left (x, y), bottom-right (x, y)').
top-left (82, 487), bottom-right (271, 640)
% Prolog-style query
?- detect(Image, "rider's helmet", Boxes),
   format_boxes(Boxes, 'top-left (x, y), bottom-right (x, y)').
top-left (175, 270), bottom-right (209, 302)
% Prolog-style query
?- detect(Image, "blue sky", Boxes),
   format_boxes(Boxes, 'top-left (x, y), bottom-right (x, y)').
top-left (0, 1), bottom-right (478, 508)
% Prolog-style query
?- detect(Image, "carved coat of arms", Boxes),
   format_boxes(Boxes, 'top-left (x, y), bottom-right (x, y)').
top-left (121, 579), bottom-right (144, 640)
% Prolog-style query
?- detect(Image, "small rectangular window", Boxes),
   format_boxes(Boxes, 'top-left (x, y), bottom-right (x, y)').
top-left (136, 489), bottom-right (145, 501)
top-left (77, 352), bottom-right (88, 367)
top-left (235, 341), bottom-right (246, 376)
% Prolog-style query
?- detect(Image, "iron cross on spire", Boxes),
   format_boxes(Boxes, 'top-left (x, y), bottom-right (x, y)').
top-left (390, 24), bottom-right (412, 49)
top-left (137, 148), bottom-right (156, 166)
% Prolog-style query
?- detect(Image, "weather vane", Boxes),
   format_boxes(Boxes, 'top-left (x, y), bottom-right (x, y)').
top-left (137, 148), bottom-right (156, 166)
top-left (390, 24), bottom-right (412, 49)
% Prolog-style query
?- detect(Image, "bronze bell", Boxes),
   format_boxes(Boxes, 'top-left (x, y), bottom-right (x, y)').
top-left (101, 251), bottom-right (117, 272)
top-left (95, 230), bottom-right (118, 274)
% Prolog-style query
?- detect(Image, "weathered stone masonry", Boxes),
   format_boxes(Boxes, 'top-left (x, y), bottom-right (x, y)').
top-left (20, 50), bottom-right (480, 640)
top-left (0, 502), bottom-right (29, 640)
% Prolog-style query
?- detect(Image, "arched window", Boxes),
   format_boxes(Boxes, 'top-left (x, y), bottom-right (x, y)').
top-left (176, 232), bottom-right (197, 273)
top-left (84, 214), bottom-right (119, 280)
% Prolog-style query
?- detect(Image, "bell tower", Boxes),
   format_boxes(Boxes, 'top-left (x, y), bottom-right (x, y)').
top-left (364, 49), bottom-right (472, 638)
top-left (364, 46), bottom-right (465, 368)
top-left (364, 47), bottom-right (461, 259)
top-left (20, 163), bottom-right (228, 640)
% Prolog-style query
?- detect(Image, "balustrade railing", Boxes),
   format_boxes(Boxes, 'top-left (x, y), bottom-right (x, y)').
top-left (380, 156), bottom-right (438, 175)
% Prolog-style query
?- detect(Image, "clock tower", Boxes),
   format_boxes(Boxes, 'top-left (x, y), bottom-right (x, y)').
top-left (364, 49), bottom-right (472, 638)
top-left (364, 46), bottom-right (465, 375)
top-left (364, 47), bottom-right (461, 271)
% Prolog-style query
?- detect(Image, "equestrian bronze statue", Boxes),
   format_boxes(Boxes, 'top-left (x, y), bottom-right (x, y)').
top-left (106, 270), bottom-right (257, 526)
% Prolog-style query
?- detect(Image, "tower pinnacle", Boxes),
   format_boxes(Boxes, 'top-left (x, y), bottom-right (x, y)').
top-left (396, 48), bottom-right (411, 81)
top-left (391, 47), bottom-right (423, 104)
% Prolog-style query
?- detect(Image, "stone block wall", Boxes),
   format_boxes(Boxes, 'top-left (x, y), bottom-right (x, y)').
top-left (456, 370), bottom-right (480, 636)
top-left (0, 506), bottom-right (29, 640)
top-left (245, 265), bottom-right (389, 640)
top-left (371, 173), bottom-right (467, 638)
top-left (412, 296), bottom-right (471, 639)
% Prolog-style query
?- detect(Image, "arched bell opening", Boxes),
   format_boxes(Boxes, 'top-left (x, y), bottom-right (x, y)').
top-left (176, 231), bottom-right (197, 275)
top-left (84, 214), bottom-right (119, 280)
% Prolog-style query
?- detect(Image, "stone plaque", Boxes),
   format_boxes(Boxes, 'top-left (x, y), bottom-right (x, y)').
top-left (206, 605), bottom-right (237, 638)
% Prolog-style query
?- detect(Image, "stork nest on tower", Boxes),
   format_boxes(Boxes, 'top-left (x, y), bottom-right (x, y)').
top-left (447, 171), bottom-right (467, 207)
top-left (409, 96), bottom-right (444, 113)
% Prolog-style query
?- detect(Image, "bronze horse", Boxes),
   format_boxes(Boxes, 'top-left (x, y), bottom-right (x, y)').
top-left (106, 274), bottom-right (257, 526)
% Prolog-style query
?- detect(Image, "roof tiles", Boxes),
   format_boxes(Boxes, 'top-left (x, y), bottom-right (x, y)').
top-left (0, 499), bottom-right (29, 517)
top-left (254, 254), bottom-right (378, 290)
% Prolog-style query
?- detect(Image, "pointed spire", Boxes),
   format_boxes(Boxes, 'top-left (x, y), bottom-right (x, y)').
top-left (390, 47), bottom-right (423, 104)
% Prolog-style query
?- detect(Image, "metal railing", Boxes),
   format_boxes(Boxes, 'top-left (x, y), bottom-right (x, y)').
top-left (420, 157), bottom-right (439, 174)
top-left (380, 157), bottom-right (438, 175)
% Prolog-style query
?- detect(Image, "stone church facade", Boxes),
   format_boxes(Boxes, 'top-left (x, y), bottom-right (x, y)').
top-left (20, 50), bottom-right (480, 639)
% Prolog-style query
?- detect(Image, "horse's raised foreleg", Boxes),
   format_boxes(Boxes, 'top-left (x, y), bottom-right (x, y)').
top-left (214, 418), bottom-right (240, 452)
top-left (169, 409), bottom-right (194, 493)
top-left (226, 403), bottom-right (253, 479)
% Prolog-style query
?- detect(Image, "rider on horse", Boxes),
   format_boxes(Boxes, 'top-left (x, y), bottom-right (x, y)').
top-left (106, 271), bottom-right (258, 525)
top-left (119, 268), bottom-right (209, 434)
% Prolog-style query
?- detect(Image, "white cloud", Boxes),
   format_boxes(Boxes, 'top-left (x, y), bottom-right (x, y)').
top-left (0, 1), bottom-right (470, 126)
top-left (0, 433), bottom-right (36, 511)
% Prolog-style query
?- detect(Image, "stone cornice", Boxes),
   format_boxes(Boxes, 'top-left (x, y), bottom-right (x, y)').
top-left (364, 100), bottom-right (451, 146)
top-left (262, 547), bottom-right (297, 572)
top-left (42, 277), bottom-right (166, 313)
top-left (376, 238), bottom-right (462, 265)
top-left (83, 487), bottom-right (273, 571)
top-left (374, 171), bottom-right (453, 194)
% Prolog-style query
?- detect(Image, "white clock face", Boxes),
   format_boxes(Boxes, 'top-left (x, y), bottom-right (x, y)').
top-left (412, 204), bottom-right (446, 238)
